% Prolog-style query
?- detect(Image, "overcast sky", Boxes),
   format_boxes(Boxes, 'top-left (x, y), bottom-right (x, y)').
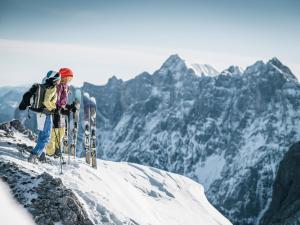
top-left (1, 0), bottom-right (299, 87)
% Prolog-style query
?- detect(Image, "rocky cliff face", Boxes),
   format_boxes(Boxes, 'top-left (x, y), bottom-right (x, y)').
top-left (80, 55), bottom-right (300, 225)
top-left (260, 142), bottom-right (300, 225)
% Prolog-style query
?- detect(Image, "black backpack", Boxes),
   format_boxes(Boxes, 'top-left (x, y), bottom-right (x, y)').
top-left (19, 83), bottom-right (47, 113)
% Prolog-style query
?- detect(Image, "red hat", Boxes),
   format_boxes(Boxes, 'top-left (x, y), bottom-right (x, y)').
top-left (59, 68), bottom-right (74, 78)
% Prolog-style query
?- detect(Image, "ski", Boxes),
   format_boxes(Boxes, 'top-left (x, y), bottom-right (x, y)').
top-left (68, 89), bottom-right (81, 163)
top-left (62, 115), bottom-right (69, 155)
top-left (83, 92), bottom-right (91, 165)
top-left (90, 96), bottom-right (97, 169)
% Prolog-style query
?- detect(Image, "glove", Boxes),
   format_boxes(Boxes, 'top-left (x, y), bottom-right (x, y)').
top-left (66, 102), bottom-right (77, 113)
top-left (60, 107), bottom-right (70, 116)
top-left (19, 101), bottom-right (27, 110)
top-left (51, 108), bottom-right (60, 115)
top-left (18, 92), bottom-right (32, 110)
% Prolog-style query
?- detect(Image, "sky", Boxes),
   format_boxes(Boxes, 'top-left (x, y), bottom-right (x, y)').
top-left (0, 0), bottom-right (299, 87)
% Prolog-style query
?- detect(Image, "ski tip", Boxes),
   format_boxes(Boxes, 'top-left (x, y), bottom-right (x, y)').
top-left (83, 92), bottom-right (90, 98)
top-left (90, 97), bottom-right (96, 104)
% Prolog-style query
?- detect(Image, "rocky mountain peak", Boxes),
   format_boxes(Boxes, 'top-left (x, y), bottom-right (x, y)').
top-left (157, 54), bottom-right (190, 80)
top-left (107, 75), bottom-right (123, 86)
top-left (243, 58), bottom-right (297, 82)
top-left (161, 54), bottom-right (185, 68)
top-left (244, 60), bottom-right (265, 75)
top-left (268, 57), bottom-right (282, 67)
top-left (220, 65), bottom-right (243, 76)
top-left (267, 57), bottom-right (297, 81)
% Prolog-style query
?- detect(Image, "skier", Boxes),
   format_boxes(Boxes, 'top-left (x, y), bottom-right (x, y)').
top-left (26, 71), bottom-right (61, 162)
top-left (45, 68), bottom-right (76, 158)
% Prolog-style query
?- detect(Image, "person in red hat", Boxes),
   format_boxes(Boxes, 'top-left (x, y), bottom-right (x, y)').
top-left (45, 67), bottom-right (76, 158)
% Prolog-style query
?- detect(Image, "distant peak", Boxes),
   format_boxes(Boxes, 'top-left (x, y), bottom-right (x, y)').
top-left (267, 57), bottom-right (285, 69)
top-left (267, 57), bottom-right (297, 80)
top-left (161, 54), bottom-right (186, 68)
top-left (107, 75), bottom-right (123, 86)
top-left (244, 58), bottom-right (297, 81)
top-left (157, 54), bottom-right (189, 79)
top-left (268, 57), bottom-right (282, 67)
top-left (190, 63), bottom-right (219, 77)
top-left (167, 54), bottom-right (183, 61)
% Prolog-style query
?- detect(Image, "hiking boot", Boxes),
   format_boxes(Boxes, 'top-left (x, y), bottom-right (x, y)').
top-left (54, 148), bottom-right (62, 158)
top-left (39, 152), bottom-right (46, 162)
top-left (39, 152), bottom-right (52, 164)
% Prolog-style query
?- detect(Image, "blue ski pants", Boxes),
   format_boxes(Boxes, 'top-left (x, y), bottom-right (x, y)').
top-left (32, 114), bottom-right (52, 156)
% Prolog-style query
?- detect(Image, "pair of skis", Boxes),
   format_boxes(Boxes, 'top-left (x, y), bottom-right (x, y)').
top-left (83, 92), bottom-right (97, 169)
top-left (61, 89), bottom-right (81, 168)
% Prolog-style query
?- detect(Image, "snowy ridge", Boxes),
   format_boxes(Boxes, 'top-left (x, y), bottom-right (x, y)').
top-left (0, 125), bottom-right (232, 225)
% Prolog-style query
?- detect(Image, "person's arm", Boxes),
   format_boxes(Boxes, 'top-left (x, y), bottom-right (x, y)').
top-left (18, 84), bottom-right (38, 110)
top-left (43, 87), bottom-right (57, 111)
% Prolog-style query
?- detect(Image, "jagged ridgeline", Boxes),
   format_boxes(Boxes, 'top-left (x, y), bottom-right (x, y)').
top-left (3, 55), bottom-right (300, 225)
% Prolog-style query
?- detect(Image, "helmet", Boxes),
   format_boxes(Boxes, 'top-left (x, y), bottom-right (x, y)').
top-left (42, 70), bottom-right (61, 84)
top-left (59, 68), bottom-right (74, 78)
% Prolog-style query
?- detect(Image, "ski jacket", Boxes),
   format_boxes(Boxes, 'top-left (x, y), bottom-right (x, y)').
top-left (43, 86), bottom-right (57, 112)
top-left (56, 83), bottom-right (69, 109)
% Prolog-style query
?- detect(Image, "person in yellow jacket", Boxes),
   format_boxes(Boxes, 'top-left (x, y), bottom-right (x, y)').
top-left (46, 68), bottom-right (75, 157)
top-left (27, 71), bottom-right (61, 162)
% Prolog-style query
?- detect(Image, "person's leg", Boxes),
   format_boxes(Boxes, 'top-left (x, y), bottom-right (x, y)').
top-left (54, 128), bottom-right (65, 156)
top-left (31, 114), bottom-right (52, 156)
top-left (45, 129), bottom-right (56, 156)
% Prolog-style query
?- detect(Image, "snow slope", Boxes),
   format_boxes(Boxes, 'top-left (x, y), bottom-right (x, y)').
top-left (0, 128), bottom-right (232, 225)
top-left (190, 63), bottom-right (219, 76)
top-left (0, 180), bottom-right (36, 225)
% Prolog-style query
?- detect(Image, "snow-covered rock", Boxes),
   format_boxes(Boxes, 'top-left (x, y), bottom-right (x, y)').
top-left (0, 122), bottom-right (232, 225)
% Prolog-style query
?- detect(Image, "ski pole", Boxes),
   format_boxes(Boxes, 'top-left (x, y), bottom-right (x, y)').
top-left (53, 128), bottom-right (63, 175)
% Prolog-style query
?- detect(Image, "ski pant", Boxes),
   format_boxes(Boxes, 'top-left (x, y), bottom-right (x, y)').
top-left (45, 128), bottom-right (65, 156)
top-left (32, 114), bottom-right (52, 156)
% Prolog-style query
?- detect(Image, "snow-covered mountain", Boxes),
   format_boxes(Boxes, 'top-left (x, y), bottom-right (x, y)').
top-left (0, 121), bottom-right (232, 225)
top-left (80, 55), bottom-right (300, 225)
top-left (1, 54), bottom-right (300, 225)
top-left (190, 63), bottom-right (219, 76)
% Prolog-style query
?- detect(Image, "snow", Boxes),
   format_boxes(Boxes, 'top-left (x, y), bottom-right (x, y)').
top-left (190, 64), bottom-right (219, 77)
top-left (195, 153), bottom-right (226, 190)
top-left (0, 181), bottom-right (36, 225)
top-left (0, 130), bottom-right (232, 225)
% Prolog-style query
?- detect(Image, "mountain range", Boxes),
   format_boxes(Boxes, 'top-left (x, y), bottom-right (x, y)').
top-left (1, 54), bottom-right (300, 224)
